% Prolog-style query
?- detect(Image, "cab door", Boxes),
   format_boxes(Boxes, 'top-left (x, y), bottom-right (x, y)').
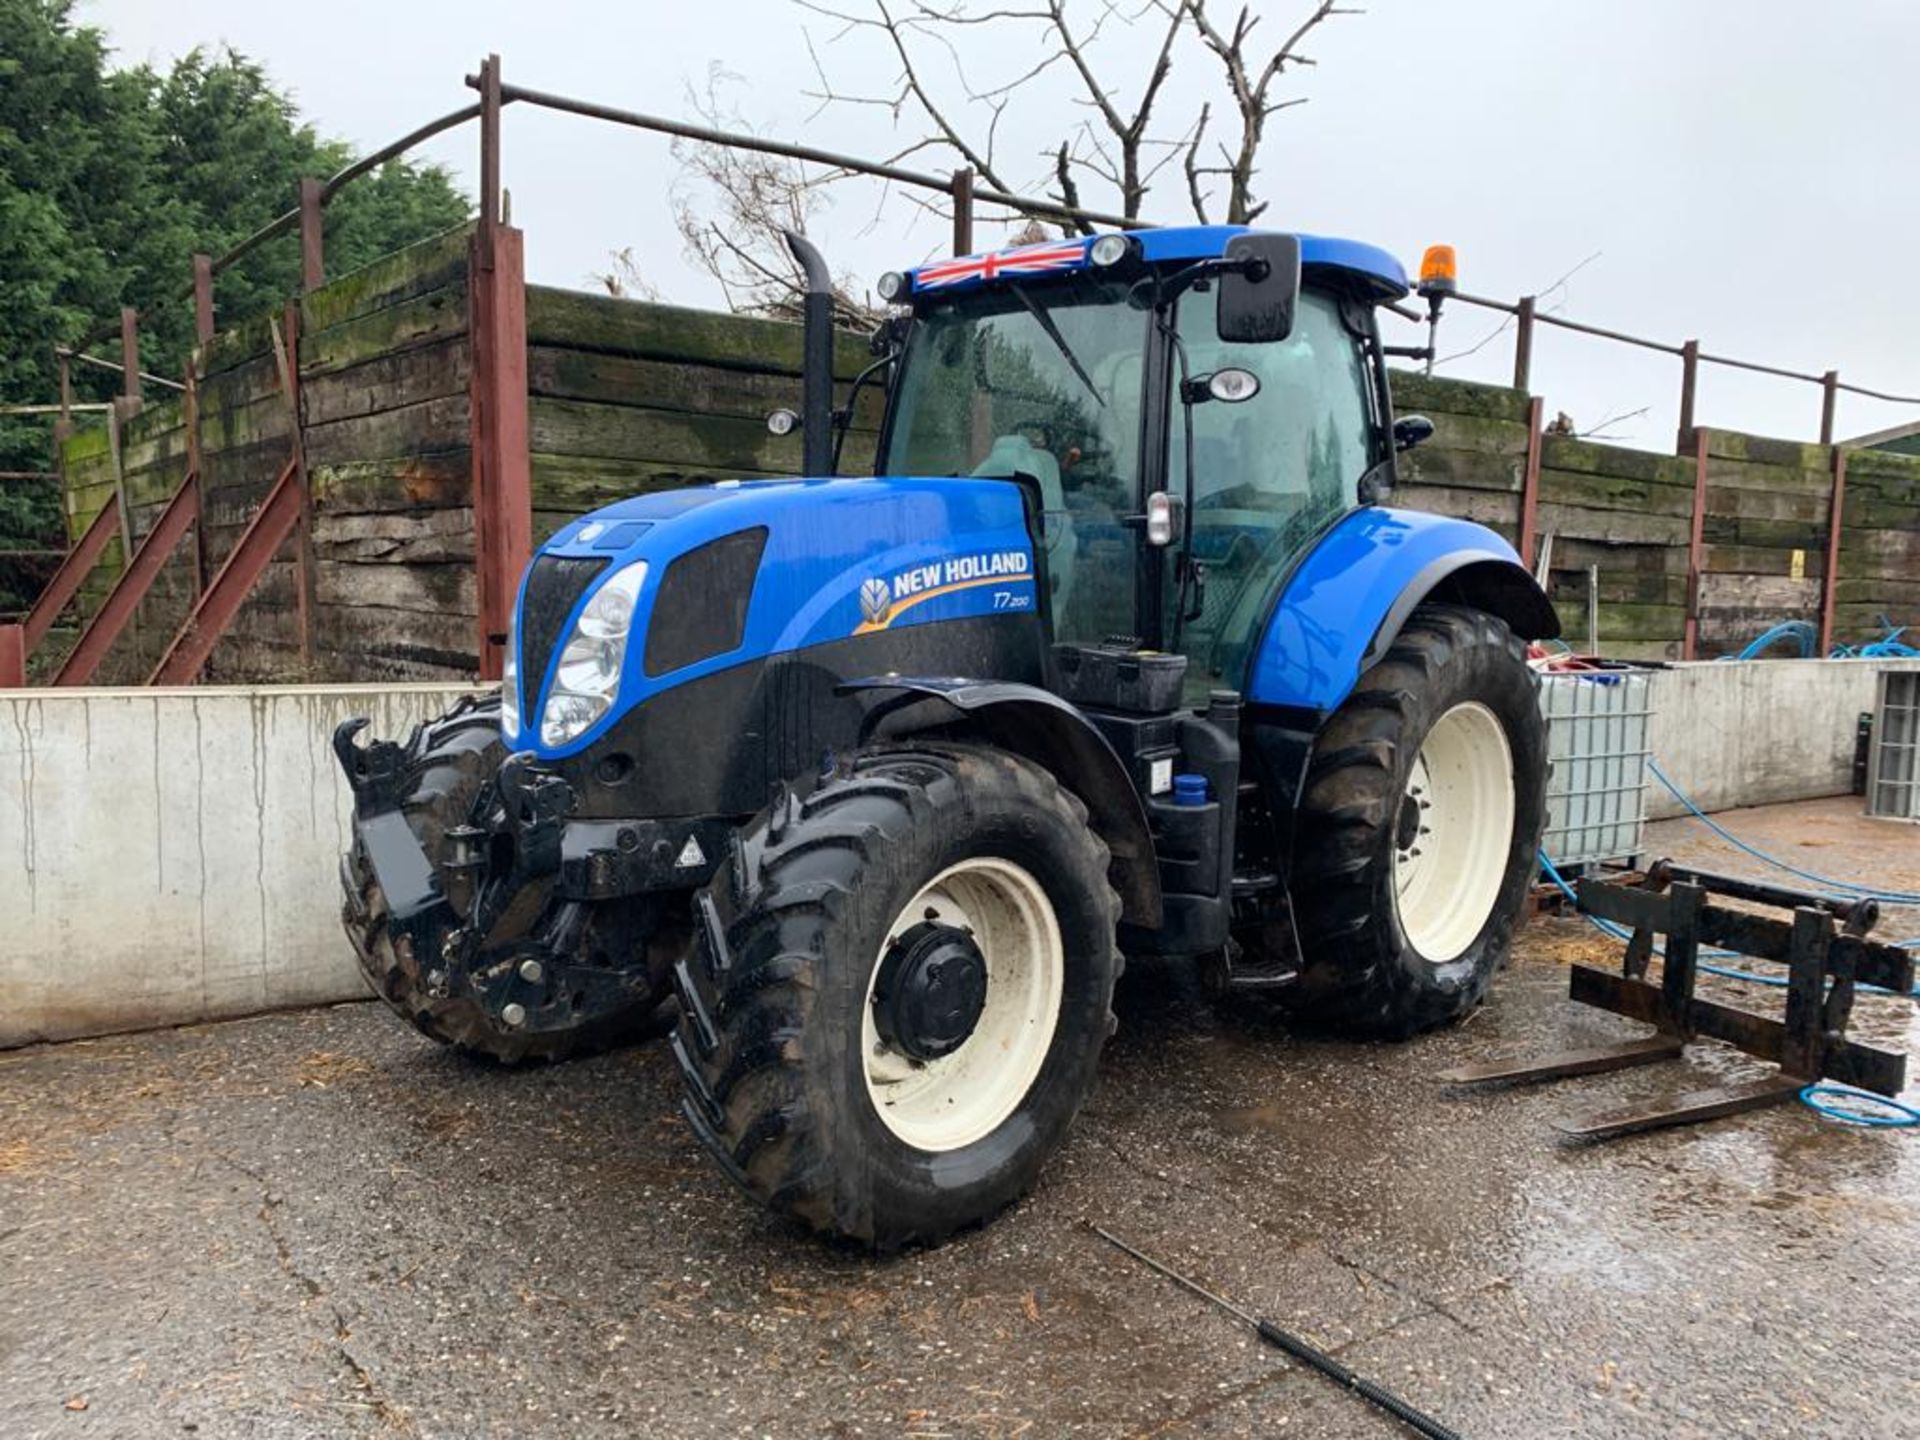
top-left (1165, 286), bottom-right (1385, 702)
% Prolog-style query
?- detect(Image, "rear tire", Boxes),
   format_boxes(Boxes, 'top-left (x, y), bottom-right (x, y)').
top-left (671, 744), bottom-right (1122, 1250)
top-left (1286, 605), bottom-right (1546, 1037)
top-left (341, 694), bottom-right (668, 1063)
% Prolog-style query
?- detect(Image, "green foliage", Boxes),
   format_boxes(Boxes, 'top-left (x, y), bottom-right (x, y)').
top-left (0, 0), bottom-right (470, 613)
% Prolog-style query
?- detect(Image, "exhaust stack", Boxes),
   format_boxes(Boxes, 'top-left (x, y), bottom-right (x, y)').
top-left (783, 230), bottom-right (835, 477)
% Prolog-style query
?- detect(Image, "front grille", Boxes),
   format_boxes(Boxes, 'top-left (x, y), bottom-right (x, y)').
top-left (519, 555), bottom-right (609, 713)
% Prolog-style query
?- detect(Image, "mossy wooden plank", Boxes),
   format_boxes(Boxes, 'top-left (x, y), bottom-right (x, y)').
top-left (310, 451), bottom-right (472, 515)
top-left (315, 507), bottom-right (473, 565)
top-left (530, 395), bottom-right (805, 472)
top-left (59, 424), bottom-right (113, 466)
top-left (1835, 602), bottom-right (1917, 636)
top-left (1538, 467), bottom-right (1693, 517)
top-left (1546, 568), bottom-right (1687, 606)
top-left (1702, 542), bottom-right (1824, 578)
top-left (1391, 483), bottom-right (1517, 526)
top-left (1838, 445), bottom-right (1920, 481)
top-left (527, 346), bottom-right (884, 430)
top-left (1387, 370), bottom-right (1531, 424)
top-left (301, 336), bottom-right (470, 428)
top-left (303, 394), bottom-right (471, 469)
top-left (1550, 598), bottom-right (1685, 642)
top-left (1836, 529), bottom-right (1920, 576)
top-left (1703, 484), bottom-right (1829, 524)
top-left (1701, 429), bottom-right (1828, 471)
top-left (1845, 497), bottom-right (1920, 531)
top-left (1702, 455), bottom-right (1830, 497)
top-left (316, 558), bottom-right (476, 615)
top-left (1420, 411), bottom-right (1531, 459)
top-left (526, 287), bottom-right (868, 378)
top-left (1554, 538), bottom-right (1688, 575)
top-left (1539, 435), bottom-right (1692, 488)
top-left (1534, 502), bottom-right (1689, 547)
top-left (1835, 577), bottom-right (1920, 606)
top-left (198, 309), bottom-right (278, 380)
top-left (1395, 443), bottom-right (1522, 492)
top-left (299, 223), bottom-right (474, 334)
top-left (121, 399), bottom-right (186, 449)
top-left (530, 453), bottom-right (776, 515)
top-left (1700, 513), bottom-right (1823, 549)
top-left (300, 284), bottom-right (467, 376)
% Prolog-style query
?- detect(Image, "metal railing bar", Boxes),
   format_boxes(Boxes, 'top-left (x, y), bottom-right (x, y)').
top-left (320, 102), bottom-right (482, 200)
top-left (481, 78), bottom-right (1135, 230)
top-left (59, 349), bottom-right (187, 392)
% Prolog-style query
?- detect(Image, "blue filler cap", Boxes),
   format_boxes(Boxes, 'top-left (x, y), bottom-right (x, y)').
top-left (1173, 774), bottom-right (1210, 807)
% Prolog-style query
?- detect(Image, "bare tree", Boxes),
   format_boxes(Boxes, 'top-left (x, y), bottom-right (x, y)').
top-left (600, 66), bottom-right (878, 328)
top-left (798, 0), bottom-right (1358, 231)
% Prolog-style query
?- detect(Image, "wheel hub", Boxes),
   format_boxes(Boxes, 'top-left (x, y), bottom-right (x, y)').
top-left (873, 921), bottom-right (989, 1061)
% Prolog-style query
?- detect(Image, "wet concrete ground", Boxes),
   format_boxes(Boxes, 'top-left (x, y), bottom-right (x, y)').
top-left (3, 795), bottom-right (1917, 1439)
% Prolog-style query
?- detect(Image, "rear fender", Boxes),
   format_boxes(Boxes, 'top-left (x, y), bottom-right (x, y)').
top-left (838, 676), bottom-right (1161, 927)
top-left (1247, 506), bottom-right (1558, 713)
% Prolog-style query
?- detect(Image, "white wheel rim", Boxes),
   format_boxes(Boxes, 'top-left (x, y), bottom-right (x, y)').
top-left (862, 857), bottom-right (1064, 1153)
top-left (1392, 701), bottom-right (1515, 964)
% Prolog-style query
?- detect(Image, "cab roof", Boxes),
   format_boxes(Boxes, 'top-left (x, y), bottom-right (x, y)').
top-left (904, 225), bottom-right (1409, 302)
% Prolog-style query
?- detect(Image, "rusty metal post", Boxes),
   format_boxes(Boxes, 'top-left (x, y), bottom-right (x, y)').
top-left (119, 307), bottom-right (141, 403)
top-left (1683, 426), bottom-right (1710, 660)
top-left (0, 624), bottom-right (24, 687)
top-left (1511, 295), bottom-right (1536, 392)
top-left (1819, 370), bottom-right (1839, 446)
top-left (184, 361), bottom-right (207, 593)
top-left (951, 168), bottom-right (975, 256)
top-left (467, 223), bottom-right (533, 681)
top-left (477, 54), bottom-right (503, 270)
top-left (299, 177), bottom-right (326, 292)
top-left (1518, 395), bottom-right (1545, 571)
top-left (192, 253), bottom-right (216, 344)
top-left (1818, 446), bottom-right (1847, 656)
top-left (1677, 339), bottom-right (1700, 453)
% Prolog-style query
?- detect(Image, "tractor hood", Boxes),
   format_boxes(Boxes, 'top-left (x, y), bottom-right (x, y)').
top-left (504, 475), bottom-right (1039, 757)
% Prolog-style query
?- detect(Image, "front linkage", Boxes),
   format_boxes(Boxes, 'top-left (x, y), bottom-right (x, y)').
top-left (332, 698), bottom-right (701, 1061)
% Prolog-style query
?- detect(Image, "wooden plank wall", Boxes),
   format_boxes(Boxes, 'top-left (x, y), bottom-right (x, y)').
top-left (52, 224), bottom-right (477, 683)
top-left (1391, 369), bottom-right (1919, 658)
top-left (525, 287), bottom-right (877, 540)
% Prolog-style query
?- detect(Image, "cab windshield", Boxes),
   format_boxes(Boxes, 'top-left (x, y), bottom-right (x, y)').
top-left (880, 275), bottom-right (1147, 643)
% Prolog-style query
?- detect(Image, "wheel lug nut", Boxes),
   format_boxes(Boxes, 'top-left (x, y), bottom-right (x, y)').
top-left (501, 1002), bottom-right (527, 1028)
top-left (518, 958), bottom-right (545, 984)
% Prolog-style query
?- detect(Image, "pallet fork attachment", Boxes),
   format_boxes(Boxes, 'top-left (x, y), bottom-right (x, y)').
top-left (1438, 861), bottom-right (1914, 1139)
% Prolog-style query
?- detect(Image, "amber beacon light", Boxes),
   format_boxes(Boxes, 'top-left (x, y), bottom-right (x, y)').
top-left (1418, 244), bottom-right (1458, 298)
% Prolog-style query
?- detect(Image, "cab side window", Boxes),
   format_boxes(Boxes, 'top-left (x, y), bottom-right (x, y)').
top-left (1169, 289), bottom-right (1378, 698)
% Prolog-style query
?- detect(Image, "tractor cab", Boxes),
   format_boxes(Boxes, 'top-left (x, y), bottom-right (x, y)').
top-left (873, 227), bottom-right (1412, 702)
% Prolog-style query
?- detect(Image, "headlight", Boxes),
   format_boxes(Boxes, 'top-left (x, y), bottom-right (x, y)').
top-left (539, 562), bottom-right (647, 748)
top-left (500, 606), bottom-right (522, 740)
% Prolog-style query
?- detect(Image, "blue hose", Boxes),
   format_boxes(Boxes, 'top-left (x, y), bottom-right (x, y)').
top-left (1798, 1086), bottom-right (1920, 1128)
top-left (1645, 760), bottom-right (1920, 904)
top-left (1720, 621), bottom-right (1816, 661)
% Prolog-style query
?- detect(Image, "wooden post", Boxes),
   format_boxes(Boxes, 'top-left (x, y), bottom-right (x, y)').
top-left (1677, 339), bottom-right (1700, 453)
top-left (1819, 370), bottom-right (1839, 446)
top-left (269, 306), bottom-right (315, 671)
top-left (467, 224), bottom-right (533, 681)
top-left (1683, 426), bottom-right (1710, 660)
top-left (54, 350), bottom-right (73, 444)
top-left (0, 624), bottom-right (24, 688)
top-left (1518, 394), bottom-right (1545, 571)
top-left (1511, 295), bottom-right (1536, 392)
top-left (951, 168), bottom-right (975, 256)
top-left (192, 253), bottom-right (215, 344)
top-left (119, 307), bottom-right (141, 403)
top-left (299, 177), bottom-right (325, 292)
top-left (1818, 445), bottom-right (1846, 656)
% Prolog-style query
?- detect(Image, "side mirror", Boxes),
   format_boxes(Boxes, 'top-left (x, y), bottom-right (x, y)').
top-left (1393, 414), bottom-right (1435, 453)
top-left (1217, 233), bottom-right (1301, 344)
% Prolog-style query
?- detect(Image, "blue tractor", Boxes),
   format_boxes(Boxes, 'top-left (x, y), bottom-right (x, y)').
top-left (335, 225), bottom-right (1558, 1248)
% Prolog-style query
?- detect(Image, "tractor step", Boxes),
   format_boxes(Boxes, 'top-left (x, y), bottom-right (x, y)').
top-left (1231, 869), bottom-right (1281, 898)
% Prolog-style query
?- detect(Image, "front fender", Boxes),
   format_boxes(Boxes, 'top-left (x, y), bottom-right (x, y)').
top-left (837, 676), bottom-right (1161, 928)
top-left (1247, 507), bottom-right (1557, 713)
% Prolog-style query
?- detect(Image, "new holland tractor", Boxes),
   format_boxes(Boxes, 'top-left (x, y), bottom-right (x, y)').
top-left (335, 224), bottom-right (1557, 1248)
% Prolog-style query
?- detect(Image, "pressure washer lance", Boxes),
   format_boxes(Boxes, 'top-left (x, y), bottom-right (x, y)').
top-left (1090, 1225), bottom-right (1465, 1440)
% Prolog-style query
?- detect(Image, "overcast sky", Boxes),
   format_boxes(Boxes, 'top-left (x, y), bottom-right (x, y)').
top-left (84, 0), bottom-right (1920, 449)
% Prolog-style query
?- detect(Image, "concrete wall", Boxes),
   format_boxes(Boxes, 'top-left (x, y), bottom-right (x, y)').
top-left (5, 662), bottom-right (1914, 1049)
top-left (1644, 658), bottom-right (1920, 818)
top-left (1, 683), bottom-right (481, 1048)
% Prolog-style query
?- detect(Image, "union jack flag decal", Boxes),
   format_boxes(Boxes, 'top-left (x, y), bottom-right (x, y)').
top-left (912, 239), bottom-right (1090, 292)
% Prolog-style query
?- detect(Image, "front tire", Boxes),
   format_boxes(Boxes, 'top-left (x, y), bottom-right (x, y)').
top-left (671, 744), bottom-right (1122, 1250)
top-left (1287, 605), bottom-right (1546, 1037)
